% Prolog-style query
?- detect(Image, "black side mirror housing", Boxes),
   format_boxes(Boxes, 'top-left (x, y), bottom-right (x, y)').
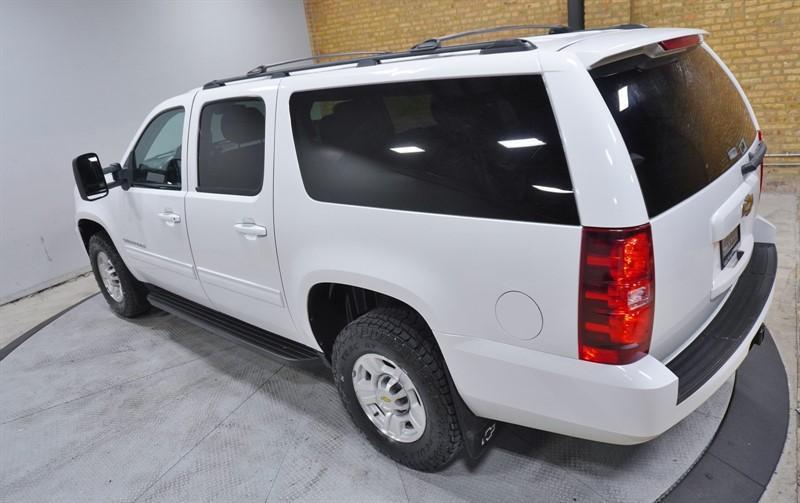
top-left (72, 153), bottom-right (109, 201)
top-left (72, 154), bottom-right (130, 201)
top-left (107, 162), bottom-right (130, 190)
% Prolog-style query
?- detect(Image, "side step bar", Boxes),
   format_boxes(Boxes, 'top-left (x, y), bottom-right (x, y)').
top-left (147, 286), bottom-right (323, 367)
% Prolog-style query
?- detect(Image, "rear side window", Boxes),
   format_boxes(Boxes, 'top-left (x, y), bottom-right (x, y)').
top-left (197, 98), bottom-right (265, 196)
top-left (593, 47), bottom-right (756, 216)
top-left (290, 76), bottom-right (578, 225)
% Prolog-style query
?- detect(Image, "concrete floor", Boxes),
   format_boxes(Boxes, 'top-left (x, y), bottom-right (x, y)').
top-left (0, 273), bottom-right (98, 348)
top-left (0, 296), bottom-right (734, 503)
top-left (757, 168), bottom-right (800, 503)
top-left (0, 167), bottom-right (797, 502)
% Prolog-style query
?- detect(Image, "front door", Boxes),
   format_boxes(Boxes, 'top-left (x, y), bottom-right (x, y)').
top-left (116, 98), bottom-right (208, 304)
top-left (184, 84), bottom-right (297, 338)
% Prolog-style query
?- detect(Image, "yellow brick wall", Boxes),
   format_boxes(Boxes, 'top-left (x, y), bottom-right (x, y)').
top-left (304, 0), bottom-right (800, 156)
top-left (585, 0), bottom-right (630, 27)
top-left (303, 0), bottom-right (566, 53)
top-left (626, 0), bottom-right (800, 156)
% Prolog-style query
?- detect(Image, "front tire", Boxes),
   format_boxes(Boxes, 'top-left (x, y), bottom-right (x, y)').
top-left (88, 233), bottom-right (150, 318)
top-left (332, 307), bottom-right (462, 471)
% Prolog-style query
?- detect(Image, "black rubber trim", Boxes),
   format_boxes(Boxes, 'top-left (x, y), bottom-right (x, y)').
top-left (0, 293), bottom-right (99, 362)
top-left (146, 285), bottom-right (323, 366)
top-left (667, 243), bottom-right (777, 403)
top-left (741, 141), bottom-right (767, 176)
top-left (662, 328), bottom-right (789, 502)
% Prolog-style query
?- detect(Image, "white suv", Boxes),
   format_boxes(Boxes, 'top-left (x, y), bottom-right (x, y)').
top-left (72, 25), bottom-right (777, 471)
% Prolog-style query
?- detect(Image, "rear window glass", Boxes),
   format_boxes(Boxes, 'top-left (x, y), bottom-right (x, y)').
top-left (289, 76), bottom-right (579, 225)
top-left (593, 47), bottom-right (756, 216)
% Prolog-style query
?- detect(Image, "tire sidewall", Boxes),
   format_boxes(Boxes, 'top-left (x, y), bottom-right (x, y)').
top-left (88, 235), bottom-right (145, 317)
top-left (333, 323), bottom-right (456, 466)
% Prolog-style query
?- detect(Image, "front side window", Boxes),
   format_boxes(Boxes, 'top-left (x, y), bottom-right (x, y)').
top-left (131, 108), bottom-right (184, 189)
top-left (289, 76), bottom-right (578, 225)
top-left (197, 98), bottom-right (266, 196)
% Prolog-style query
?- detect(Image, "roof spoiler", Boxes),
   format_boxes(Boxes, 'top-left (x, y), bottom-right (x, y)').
top-left (586, 30), bottom-right (706, 72)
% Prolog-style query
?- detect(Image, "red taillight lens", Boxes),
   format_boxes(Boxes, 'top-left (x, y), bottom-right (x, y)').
top-left (758, 130), bottom-right (765, 193)
top-left (659, 34), bottom-right (701, 51)
top-left (579, 224), bottom-right (655, 365)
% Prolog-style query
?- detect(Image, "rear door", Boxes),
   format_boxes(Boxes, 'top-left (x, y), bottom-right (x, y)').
top-left (591, 41), bottom-right (762, 360)
top-left (184, 83), bottom-right (298, 339)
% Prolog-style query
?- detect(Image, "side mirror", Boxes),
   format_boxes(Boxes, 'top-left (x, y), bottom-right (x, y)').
top-left (72, 153), bottom-right (109, 201)
top-left (72, 153), bottom-right (129, 201)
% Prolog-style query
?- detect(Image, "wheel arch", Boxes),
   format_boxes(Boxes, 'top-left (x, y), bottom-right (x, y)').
top-left (77, 218), bottom-right (109, 251)
top-left (306, 277), bottom-right (495, 461)
top-left (76, 216), bottom-right (136, 282)
top-left (303, 275), bottom-right (441, 359)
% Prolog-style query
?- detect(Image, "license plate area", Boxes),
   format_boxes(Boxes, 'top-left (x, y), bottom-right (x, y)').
top-left (720, 225), bottom-right (741, 269)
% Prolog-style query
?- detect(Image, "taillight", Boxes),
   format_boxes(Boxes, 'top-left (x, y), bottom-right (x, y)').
top-left (659, 34), bottom-right (701, 51)
top-left (758, 129), bottom-right (765, 193)
top-left (578, 224), bottom-right (655, 365)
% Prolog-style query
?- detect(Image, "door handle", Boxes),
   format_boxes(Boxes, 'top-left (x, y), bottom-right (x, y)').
top-left (158, 211), bottom-right (181, 226)
top-left (234, 222), bottom-right (267, 240)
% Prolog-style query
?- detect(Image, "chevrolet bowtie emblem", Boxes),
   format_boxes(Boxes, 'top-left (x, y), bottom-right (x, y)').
top-left (742, 194), bottom-right (754, 217)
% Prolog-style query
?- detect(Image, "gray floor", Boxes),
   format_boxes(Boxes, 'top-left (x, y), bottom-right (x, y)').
top-left (0, 296), bottom-right (734, 503)
top-left (0, 272), bottom-right (98, 349)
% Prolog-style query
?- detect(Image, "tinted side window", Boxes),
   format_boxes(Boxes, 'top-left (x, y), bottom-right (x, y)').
top-left (290, 76), bottom-right (578, 224)
top-left (197, 98), bottom-right (266, 196)
top-left (131, 108), bottom-right (184, 189)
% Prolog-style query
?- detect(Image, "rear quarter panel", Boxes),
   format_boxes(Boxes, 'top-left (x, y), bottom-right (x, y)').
top-left (271, 55), bottom-right (582, 358)
top-left (539, 51), bottom-right (649, 228)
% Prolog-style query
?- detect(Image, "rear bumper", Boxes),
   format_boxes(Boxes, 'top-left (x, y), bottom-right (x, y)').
top-left (439, 242), bottom-right (777, 444)
top-left (667, 242), bottom-right (777, 403)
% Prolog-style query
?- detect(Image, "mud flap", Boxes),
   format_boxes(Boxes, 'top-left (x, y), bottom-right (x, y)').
top-left (444, 369), bottom-right (498, 459)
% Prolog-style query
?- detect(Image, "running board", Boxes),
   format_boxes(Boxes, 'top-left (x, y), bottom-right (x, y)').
top-left (146, 286), bottom-right (323, 367)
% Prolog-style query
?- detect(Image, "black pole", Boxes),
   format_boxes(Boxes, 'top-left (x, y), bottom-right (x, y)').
top-left (568, 0), bottom-right (585, 30)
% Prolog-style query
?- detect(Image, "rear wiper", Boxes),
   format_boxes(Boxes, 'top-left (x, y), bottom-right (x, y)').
top-left (740, 141), bottom-right (766, 176)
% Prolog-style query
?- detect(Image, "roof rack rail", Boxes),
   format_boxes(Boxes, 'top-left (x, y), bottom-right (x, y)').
top-left (410, 24), bottom-right (572, 51)
top-left (200, 22), bottom-right (652, 90)
top-left (246, 50), bottom-right (393, 76)
top-left (601, 23), bottom-right (648, 30)
top-left (204, 50), bottom-right (391, 89)
top-left (202, 38), bottom-right (538, 90)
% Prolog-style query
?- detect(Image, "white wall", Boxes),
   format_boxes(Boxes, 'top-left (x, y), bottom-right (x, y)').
top-left (0, 0), bottom-right (311, 303)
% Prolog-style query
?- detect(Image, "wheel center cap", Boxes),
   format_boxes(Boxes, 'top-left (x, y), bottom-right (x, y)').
top-left (352, 353), bottom-right (427, 443)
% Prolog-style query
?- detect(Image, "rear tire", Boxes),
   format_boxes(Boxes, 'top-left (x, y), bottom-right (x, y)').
top-left (88, 233), bottom-right (150, 318)
top-left (332, 307), bottom-right (462, 471)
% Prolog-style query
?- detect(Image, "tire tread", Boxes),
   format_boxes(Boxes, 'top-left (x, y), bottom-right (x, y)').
top-left (88, 233), bottom-right (150, 318)
top-left (332, 307), bottom-right (462, 471)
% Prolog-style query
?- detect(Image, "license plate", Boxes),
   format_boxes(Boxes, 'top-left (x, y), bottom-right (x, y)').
top-left (720, 226), bottom-right (741, 269)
